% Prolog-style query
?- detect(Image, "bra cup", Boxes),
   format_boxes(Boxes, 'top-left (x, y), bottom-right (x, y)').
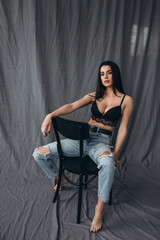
top-left (91, 95), bottom-right (126, 126)
top-left (91, 100), bottom-right (122, 122)
top-left (104, 107), bottom-right (121, 121)
top-left (91, 101), bottom-right (102, 118)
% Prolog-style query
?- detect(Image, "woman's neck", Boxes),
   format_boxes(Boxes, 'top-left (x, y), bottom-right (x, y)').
top-left (103, 87), bottom-right (117, 97)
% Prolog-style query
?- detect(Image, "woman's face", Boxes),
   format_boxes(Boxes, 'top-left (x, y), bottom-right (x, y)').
top-left (100, 65), bottom-right (113, 88)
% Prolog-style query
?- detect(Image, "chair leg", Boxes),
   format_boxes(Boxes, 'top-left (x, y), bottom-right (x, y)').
top-left (109, 188), bottom-right (112, 205)
top-left (77, 174), bottom-right (83, 224)
top-left (84, 174), bottom-right (88, 189)
top-left (53, 167), bottom-right (62, 203)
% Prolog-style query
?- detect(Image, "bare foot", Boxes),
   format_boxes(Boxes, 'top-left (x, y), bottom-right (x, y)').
top-left (53, 176), bottom-right (67, 192)
top-left (90, 205), bottom-right (103, 233)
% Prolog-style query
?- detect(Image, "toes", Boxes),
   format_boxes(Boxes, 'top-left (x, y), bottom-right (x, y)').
top-left (90, 226), bottom-right (94, 232)
top-left (53, 185), bottom-right (57, 192)
top-left (90, 224), bottom-right (102, 233)
top-left (53, 185), bottom-right (62, 192)
top-left (90, 225), bottom-right (95, 233)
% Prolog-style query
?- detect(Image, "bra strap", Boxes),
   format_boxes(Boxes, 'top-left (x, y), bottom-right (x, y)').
top-left (120, 94), bottom-right (126, 105)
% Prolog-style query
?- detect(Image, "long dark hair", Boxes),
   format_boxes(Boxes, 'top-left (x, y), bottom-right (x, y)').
top-left (95, 61), bottom-right (125, 100)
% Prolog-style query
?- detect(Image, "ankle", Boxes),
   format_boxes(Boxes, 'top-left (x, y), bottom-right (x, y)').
top-left (96, 203), bottom-right (104, 210)
top-left (95, 205), bottom-right (103, 216)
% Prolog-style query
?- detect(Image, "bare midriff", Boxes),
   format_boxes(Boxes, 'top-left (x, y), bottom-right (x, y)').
top-left (88, 118), bottom-right (115, 131)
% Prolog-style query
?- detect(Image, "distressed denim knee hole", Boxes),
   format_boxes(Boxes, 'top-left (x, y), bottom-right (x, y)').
top-left (97, 152), bottom-right (115, 169)
top-left (98, 151), bottom-right (113, 158)
top-left (35, 146), bottom-right (50, 156)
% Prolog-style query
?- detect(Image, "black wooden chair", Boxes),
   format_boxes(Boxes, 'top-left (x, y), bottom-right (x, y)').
top-left (52, 116), bottom-right (112, 224)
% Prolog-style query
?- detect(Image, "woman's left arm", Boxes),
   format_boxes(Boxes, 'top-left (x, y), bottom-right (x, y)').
top-left (113, 96), bottom-right (134, 166)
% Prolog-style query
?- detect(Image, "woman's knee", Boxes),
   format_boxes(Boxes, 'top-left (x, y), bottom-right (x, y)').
top-left (98, 151), bottom-right (115, 168)
top-left (99, 151), bottom-right (113, 158)
top-left (32, 146), bottom-right (50, 162)
top-left (35, 146), bottom-right (50, 155)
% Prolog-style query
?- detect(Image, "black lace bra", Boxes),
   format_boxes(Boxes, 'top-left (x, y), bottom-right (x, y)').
top-left (91, 94), bottom-right (126, 127)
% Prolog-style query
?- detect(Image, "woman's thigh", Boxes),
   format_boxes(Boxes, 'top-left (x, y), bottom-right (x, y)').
top-left (87, 143), bottom-right (113, 165)
top-left (86, 132), bottom-right (113, 165)
top-left (39, 138), bottom-right (86, 158)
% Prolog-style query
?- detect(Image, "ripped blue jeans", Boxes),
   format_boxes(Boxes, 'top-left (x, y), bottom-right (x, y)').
top-left (32, 130), bottom-right (116, 202)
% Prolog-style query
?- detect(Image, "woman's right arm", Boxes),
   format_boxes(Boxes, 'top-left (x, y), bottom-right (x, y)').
top-left (41, 92), bottom-right (95, 136)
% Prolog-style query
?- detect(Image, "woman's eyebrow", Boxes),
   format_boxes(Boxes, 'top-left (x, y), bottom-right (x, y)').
top-left (100, 70), bottom-right (112, 73)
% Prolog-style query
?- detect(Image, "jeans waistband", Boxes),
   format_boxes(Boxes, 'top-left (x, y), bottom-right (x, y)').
top-left (89, 124), bottom-right (112, 136)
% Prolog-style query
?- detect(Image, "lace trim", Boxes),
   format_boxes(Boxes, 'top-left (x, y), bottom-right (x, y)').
top-left (91, 115), bottom-right (118, 127)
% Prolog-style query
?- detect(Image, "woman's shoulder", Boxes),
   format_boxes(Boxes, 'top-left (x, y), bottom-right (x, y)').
top-left (115, 91), bottom-right (133, 104)
top-left (87, 91), bottom-right (96, 97)
top-left (123, 94), bottom-right (134, 112)
top-left (124, 94), bottom-right (133, 103)
top-left (87, 91), bottom-right (96, 103)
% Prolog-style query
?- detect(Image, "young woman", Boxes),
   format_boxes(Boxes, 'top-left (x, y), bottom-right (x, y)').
top-left (32, 61), bottom-right (133, 233)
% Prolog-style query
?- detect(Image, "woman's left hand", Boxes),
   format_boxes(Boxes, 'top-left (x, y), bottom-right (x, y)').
top-left (114, 155), bottom-right (120, 167)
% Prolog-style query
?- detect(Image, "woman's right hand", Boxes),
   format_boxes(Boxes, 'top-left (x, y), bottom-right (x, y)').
top-left (41, 114), bottom-right (52, 137)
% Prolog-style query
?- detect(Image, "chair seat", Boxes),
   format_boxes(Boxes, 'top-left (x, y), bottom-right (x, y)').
top-left (62, 156), bottom-right (98, 175)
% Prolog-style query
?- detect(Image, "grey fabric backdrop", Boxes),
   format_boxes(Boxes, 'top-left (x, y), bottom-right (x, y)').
top-left (1, 0), bottom-right (160, 239)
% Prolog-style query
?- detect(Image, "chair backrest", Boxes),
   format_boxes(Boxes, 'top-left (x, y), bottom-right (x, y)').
top-left (52, 117), bottom-right (90, 140)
